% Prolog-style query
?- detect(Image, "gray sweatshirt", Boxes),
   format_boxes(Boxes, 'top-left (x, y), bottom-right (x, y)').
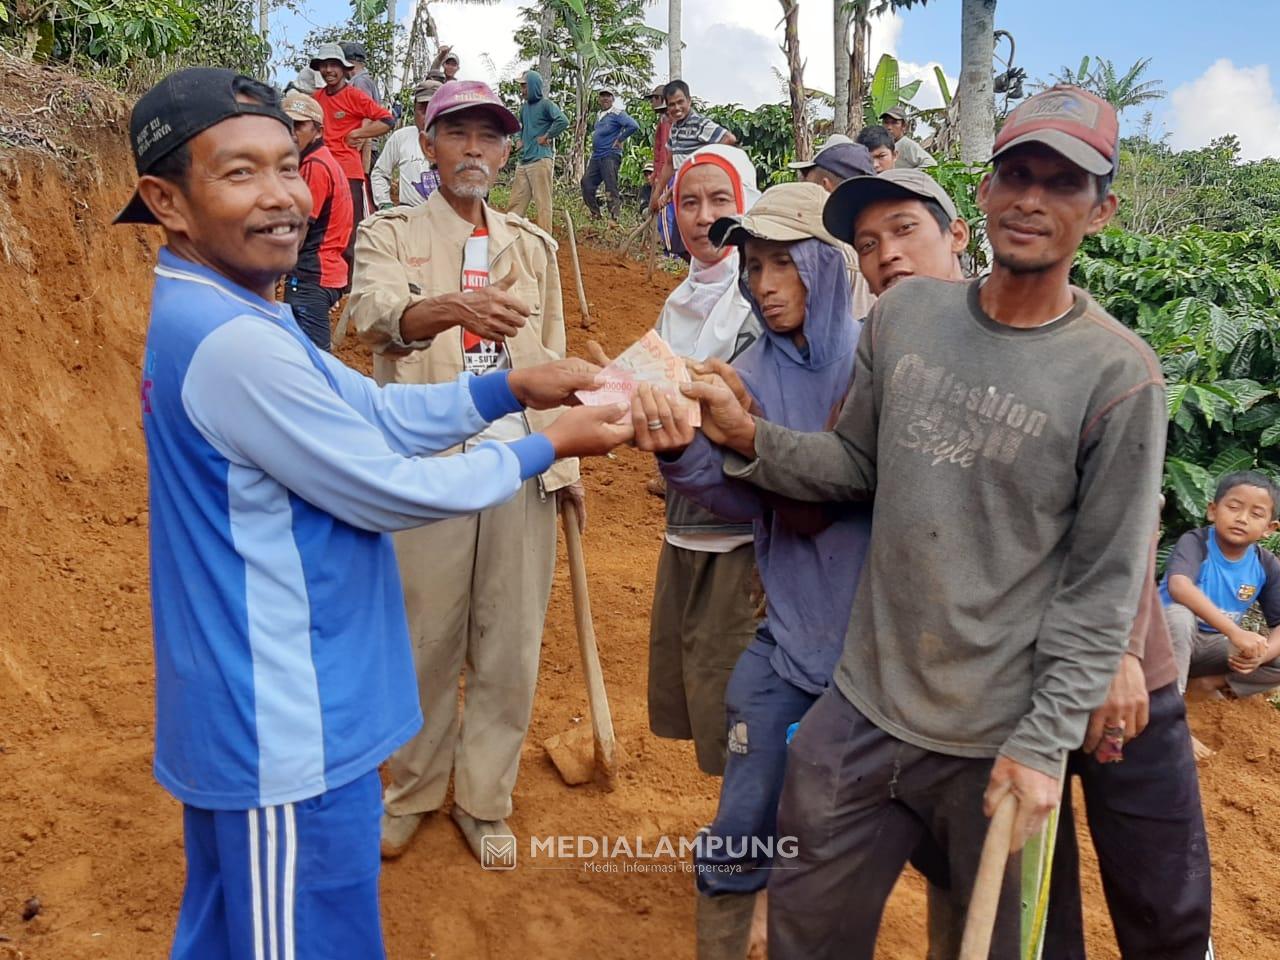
top-left (725, 278), bottom-right (1166, 777)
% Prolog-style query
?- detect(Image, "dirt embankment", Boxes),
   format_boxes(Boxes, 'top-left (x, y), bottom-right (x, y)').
top-left (1, 63), bottom-right (1279, 960)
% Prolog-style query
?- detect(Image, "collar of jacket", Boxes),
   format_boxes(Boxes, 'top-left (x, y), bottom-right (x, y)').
top-left (424, 188), bottom-right (520, 270)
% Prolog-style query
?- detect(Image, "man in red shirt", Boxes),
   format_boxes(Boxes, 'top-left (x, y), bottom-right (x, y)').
top-left (309, 42), bottom-right (393, 274)
top-left (282, 92), bottom-right (353, 351)
top-left (650, 83), bottom-right (671, 193)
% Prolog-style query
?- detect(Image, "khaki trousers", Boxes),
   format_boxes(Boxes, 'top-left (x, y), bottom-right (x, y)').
top-left (648, 541), bottom-right (759, 775)
top-left (383, 480), bottom-right (557, 821)
top-left (509, 157), bottom-right (555, 232)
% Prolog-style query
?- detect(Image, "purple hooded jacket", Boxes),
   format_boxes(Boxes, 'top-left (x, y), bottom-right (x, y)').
top-left (660, 238), bottom-right (873, 693)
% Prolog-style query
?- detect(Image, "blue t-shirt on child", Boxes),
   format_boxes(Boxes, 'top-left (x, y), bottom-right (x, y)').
top-left (1159, 526), bottom-right (1280, 631)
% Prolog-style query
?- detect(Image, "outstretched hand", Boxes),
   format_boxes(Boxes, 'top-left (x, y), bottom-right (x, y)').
top-left (688, 358), bottom-right (757, 415)
top-left (632, 383), bottom-right (696, 454)
top-left (508, 357), bottom-right (602, 410)
top-left (543, 403), bottom-right (634, 459)
top-left (679, 376), bottom-right (757, 456)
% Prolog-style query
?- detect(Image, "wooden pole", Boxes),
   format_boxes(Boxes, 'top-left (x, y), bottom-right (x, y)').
top-left (959, 794), bottom-right (1017, 960)
top-left (562, 208), bottom-right (592, 328)
top-left (560, 500), bottom-right (618, 789)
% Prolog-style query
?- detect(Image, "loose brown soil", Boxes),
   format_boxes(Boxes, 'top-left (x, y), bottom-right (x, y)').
top-left (1, 67), bottom-right (1278, 960)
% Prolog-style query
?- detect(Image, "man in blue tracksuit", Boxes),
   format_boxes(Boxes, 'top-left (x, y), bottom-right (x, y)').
top-left (582, 88), bottom-right (639, 220)
top-left (115, 68), bottom-right (631, 959)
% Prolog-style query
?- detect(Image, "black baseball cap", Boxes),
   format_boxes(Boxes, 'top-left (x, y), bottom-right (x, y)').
top-left (114, 68), bottom-right (292, 226)
top-left (340, 41), bottom-right (367, 63)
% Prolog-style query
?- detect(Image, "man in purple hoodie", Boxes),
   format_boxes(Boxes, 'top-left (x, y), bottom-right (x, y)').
top-left (641, 182), bottom-right (873, 957)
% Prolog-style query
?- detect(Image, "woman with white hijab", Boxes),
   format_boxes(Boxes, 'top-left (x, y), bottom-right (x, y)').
top-left (648, 144), bottom-right (763, 777)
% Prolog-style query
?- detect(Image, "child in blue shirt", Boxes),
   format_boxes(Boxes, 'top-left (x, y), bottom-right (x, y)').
top-left (1161, 471), bottom-right (1280, 710)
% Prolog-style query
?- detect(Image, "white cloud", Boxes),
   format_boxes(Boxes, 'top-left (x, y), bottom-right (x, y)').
top-left (392, 0), bottom-right (956, 117)
top-left (1170, 59), bottom-right (1280, 160)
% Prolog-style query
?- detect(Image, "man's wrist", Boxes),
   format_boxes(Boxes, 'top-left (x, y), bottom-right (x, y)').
top-left (726, 414), bottom-right (758, 458)
top-left (469, 371), bottom-right (523, 421)
top-left (399, 292), bottom-right (464, 345)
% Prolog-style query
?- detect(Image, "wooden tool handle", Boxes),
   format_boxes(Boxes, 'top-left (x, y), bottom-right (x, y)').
top-left (559, 499), bottom-right (617, 788)
top-left (561, 209), bottom-right (592, 329)
top-left (958, 793), bottom-right (1018, 960)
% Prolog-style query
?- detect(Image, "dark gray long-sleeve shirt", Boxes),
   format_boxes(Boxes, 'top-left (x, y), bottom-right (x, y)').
top-left (725, 278), bottom-right (1167, 777)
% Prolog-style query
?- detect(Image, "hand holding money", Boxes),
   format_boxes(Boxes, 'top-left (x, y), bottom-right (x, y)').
top-left (678, 375), bottom-right (757, 456)
top-left (575, 331), bottom-right (701, 427)
top-left (688, 358), bottom-right (758, 416)
top-left (632, 383), bottom-right (697, 454)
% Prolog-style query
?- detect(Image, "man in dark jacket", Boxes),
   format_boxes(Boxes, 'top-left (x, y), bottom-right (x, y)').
top-left (582, 88), bottom-right (640, 220)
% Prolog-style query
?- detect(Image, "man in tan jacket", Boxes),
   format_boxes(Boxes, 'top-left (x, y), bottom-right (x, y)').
top-left (342, 80), bottom-right (584, 862)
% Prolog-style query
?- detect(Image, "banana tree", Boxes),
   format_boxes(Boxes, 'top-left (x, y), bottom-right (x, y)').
top-left (864, 53), bottom-right (922, 124)
top-left (539, 0), bottom-right (665, 183)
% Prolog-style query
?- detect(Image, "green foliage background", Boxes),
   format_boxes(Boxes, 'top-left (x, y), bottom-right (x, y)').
top-left (1076, 227), bottom-right (1280, 554)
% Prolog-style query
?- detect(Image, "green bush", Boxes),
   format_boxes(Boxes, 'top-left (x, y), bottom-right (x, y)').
top-left (1074, 226), bottom-right (1280, 553)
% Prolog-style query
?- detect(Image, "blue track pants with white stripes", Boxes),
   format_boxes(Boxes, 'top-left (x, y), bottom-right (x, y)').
top-left (170, 769), bottom-right (385, 960)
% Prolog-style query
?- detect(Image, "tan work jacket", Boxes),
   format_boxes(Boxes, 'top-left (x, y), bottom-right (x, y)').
top-left (341, 189), bottom-right (578, 493)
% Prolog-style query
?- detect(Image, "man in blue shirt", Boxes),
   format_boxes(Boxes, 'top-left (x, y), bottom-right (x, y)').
top-left (115, 68), bottom-right (631, 959)
top-left (582, 88), bottom-right (639, 221)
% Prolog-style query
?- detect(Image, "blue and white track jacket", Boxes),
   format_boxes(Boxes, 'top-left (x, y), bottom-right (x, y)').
top-left (141, 249), bottom-right (554, 810)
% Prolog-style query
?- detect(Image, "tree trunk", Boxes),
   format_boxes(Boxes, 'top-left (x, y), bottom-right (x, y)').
top-left (667, 0), bottom-right (682, 80)
top-left (957, 0), bottom-right (996, 163)
top-left (847, 8), bottom-right (868, 131)
top-left (568, 69), bottom-right (591, 185)
top-left (778, 0), bottom-right (812, 162)
top-left (833, 2), bottom-right (852, 137)
top-left (259, 0), bottom-right (268, 40)
top-left (538, 3), bottom-right (556, 84)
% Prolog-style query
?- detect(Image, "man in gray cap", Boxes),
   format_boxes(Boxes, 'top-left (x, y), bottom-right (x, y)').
top-left (370, 79), bottom-right (443, 210)
top-left (786, 140), bottom-right (879, 314)
top-left (879, 105), bottom-right (936, 169)
top-left (787, 138), bottom-right (875, 193)
top-left (824, 167), bottom-right (969, 294)
top-left (341, 40), bottom-right (381, 103)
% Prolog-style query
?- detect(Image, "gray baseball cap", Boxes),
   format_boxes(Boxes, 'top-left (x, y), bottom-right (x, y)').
top-left (823, 168), bottom-right (959, 243)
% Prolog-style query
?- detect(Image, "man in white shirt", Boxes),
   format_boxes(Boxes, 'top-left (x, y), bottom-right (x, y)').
top-left (371, 79), bottom-right (442, 209)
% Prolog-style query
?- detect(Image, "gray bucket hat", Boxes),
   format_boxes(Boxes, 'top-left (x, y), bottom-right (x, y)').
top-left (309, 42), bottom-right (353, 71)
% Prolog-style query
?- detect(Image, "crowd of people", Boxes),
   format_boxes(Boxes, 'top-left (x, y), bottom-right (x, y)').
top-left (110, 32), bottom-right (1279, 960)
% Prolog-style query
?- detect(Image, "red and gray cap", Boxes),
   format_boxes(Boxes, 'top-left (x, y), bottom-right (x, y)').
top-left (991, 84), bottom-right (1119, 176)
top-left (422, 80), bottom-right (519, 134)
top-left (114, 68), bottom-right (292, 226)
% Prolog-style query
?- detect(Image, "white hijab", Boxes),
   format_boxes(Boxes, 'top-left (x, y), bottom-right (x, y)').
top-left (656, 145), bottom-right (762, 362)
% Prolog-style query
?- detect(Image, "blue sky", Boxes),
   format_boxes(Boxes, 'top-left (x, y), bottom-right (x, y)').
top-left (275, 0), bottom-right (1280, 159)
